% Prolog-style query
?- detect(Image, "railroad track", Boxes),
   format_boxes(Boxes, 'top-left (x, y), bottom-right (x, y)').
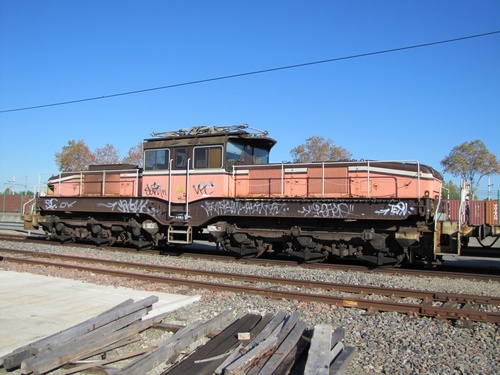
top-left (2, 232), bottom-right (500, 282)
top-left (1, 248), bottom-right (499, 324)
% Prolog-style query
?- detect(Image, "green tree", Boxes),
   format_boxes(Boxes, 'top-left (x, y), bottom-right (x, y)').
top-left (290, 136), bottom-right (352, 163)
top-left (54, 140), bottom-right (94, 172)
top-left (122, 142), bottom-right (144, 167)
top-left (441, 180), bottom-right (460, 200)
top-left (440, 140), bottom-right (500, 198)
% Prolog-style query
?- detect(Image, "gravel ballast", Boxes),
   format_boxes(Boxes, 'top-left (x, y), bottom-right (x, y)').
top-left (1, 240), bottom-right (499, 375)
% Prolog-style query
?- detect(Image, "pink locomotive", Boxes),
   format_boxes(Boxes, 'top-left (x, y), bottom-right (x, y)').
top-left (25, 124), bottom-right (459, 265)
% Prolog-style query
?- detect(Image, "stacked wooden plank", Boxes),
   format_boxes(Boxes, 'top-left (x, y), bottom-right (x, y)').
top-left (0, 295), bottom-right (356, 374)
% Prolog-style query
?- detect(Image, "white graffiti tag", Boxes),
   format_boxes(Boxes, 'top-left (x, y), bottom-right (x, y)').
top-left (44, 198), bottom-right (76, 210)
top-left (97, 199), bottom-right (160, 216)
top-left (201, 200), bottom-right (288, 216)
top-left (375, 202), bottom-right (411, 216)
top-left (298, 203), bottom-right (354, 218)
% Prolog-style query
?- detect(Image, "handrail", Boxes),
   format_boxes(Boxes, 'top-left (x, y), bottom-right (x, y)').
top-left (37, 168), bottom-right (142, 197)
top-left (22, 197), bottom-right (36, 216)
top-left (321, 162), bottom-right (325, 198)
top-left (185, 158), bottom-right (191, 219)
top-left (168, 159), bottom-right (173, 218)
top-left (417, 161), bottom-right (421, 200)
top-left (232, 159), bottom-right (430, 199)
top-left (281, 163), bottom-right (284, 197)
top-left (434, 184), bottom-right (443, 226)
top-left (367, 161), bottom-right (371, 198)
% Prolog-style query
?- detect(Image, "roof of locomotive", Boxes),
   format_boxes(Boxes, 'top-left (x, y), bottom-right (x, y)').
top-left (143, 124), bottom-right (277, 149)
top-left (336, 161), bottom-right (442, 180)
top-left (348, 160), bottom-right (443, 180)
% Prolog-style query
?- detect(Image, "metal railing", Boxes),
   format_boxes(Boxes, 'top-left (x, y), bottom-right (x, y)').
top-left (232, 160), bottom-right (426, 199)
top-left (37, 169), bottom-right (141, 197)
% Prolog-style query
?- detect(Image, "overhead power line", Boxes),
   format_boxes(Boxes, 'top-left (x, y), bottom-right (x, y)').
top-left (1, 30), bottom-right (499, 114)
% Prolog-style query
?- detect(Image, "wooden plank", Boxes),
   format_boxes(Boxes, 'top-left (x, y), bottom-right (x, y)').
top-left (242, 311), bottom-right (287, 353)
top-left (304, 324), bottom-right (332, 375)
top-left (214, 344), bottom-right (244, 375)
top-left (163, 314), bottom-right (262, 375)
top-left (329, 347), bottom-right (357, 375)
top-left (272, 334), bottom-right (310, 375)
top-left (41, 296), bottom-right (156, 353)
top-left (256, 320), bottom-right (307, 375)
top-left (277, 312), bottom-right (301, 341)
top-left (78, 336), bottom-right (142, 360)
top-left (22, 311), bottom-right (166, 375)
top-left (214, 314), bottom-right (274, 375)
top-left (246, 312), bottom-right (301, 375)
top-left (153, 323), bottom-right (185, 332)
top-left (98, 321), bottom-right (204, 375)
top-left (1, 297), bottom-right (142, 370)
top-left (223, 335), bottom-right (279, 375)
top-left (118, 310), bottom-right (234, 375)
top-left (216, 313), bottom-right (284, 374)
top-left (329, 342), bottom-right (345, 363)
top-left (21, 307), bottom-right (151, 373)
top-left (60, 346), bottom-right (158, 375)
top-left (330, 327), bottom-right (345, 347)
top-left (223, 316), bottom-right (289, 375)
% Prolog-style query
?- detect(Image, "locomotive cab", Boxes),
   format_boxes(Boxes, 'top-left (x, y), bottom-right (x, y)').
top-left (145, 124), bottom-right (276, 171)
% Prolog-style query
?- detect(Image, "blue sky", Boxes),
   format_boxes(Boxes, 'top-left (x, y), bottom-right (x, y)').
top-left (1, 1), bottom-right (499, 197)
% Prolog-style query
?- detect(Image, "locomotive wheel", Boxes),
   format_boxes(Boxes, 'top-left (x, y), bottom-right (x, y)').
top-left (52, 222), bottom-right (75, 244)
top-left (226, 244), bottom-right (260, 258)
top-left (283, 249), bottom-right (326, 263)
top-left (108, 235), bottom-right (117, 246)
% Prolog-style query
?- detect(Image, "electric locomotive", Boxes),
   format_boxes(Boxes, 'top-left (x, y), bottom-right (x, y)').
top-left (24, 124), bottom-right (444, 265)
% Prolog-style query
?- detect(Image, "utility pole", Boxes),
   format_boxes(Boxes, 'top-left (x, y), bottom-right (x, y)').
top-left (3, 176), bottom-right (28, 194)
top-left (487, 176), bottom-right (493, 200)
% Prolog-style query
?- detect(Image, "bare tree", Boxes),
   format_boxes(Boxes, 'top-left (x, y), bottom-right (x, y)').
top-left (290, 136), bottom-right (352, 163)
top-left (122, 142), bottom-right (144, 167)
top-left (54, 140), bottom-right (94, 172)
top-left (440, 140), bottom-right (500, 198)
top-left (93, 144), bottom-right (120, 165)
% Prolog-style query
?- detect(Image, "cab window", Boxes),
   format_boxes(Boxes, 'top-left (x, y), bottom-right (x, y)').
top-left (194, 146), bottom-right (222, 169)
top-left (253, 147), bottom-right (269, 164)
top-left (175, 148), bottom-right (187, 168)
top-left (144, 149), bottom-right (169, 170)
top-left (226, 141), bottom-right (246, 165)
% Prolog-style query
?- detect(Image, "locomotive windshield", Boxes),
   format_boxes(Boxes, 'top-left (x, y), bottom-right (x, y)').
top-left (227, 140), bottom-right (270, 166)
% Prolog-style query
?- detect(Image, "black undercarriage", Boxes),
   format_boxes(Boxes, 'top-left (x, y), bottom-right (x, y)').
top-left (36, 211), bottom-right (435, 267)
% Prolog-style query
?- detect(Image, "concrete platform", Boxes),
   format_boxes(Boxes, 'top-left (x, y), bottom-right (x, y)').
top-left (0, 270), bottom-right (200, 358)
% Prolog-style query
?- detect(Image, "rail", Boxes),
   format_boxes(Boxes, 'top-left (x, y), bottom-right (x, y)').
top-left (1, 249), bottom-right (499, 324)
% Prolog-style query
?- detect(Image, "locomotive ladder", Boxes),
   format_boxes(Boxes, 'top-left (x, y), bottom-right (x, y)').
top-left (164, 157), bottom-right (193, 245)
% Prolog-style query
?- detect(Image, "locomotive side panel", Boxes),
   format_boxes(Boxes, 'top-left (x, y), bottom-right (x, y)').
top-left (232, 162), bottom-right (441, 200)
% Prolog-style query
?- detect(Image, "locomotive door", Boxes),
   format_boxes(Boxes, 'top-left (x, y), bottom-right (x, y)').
top-left (167, 149), bottom-right (190, 220)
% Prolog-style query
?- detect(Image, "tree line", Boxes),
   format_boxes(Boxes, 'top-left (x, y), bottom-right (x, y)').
top-left (55, 140), bottom-right (144, 171)
top-left (55, 136), bottom-right (500, 200)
